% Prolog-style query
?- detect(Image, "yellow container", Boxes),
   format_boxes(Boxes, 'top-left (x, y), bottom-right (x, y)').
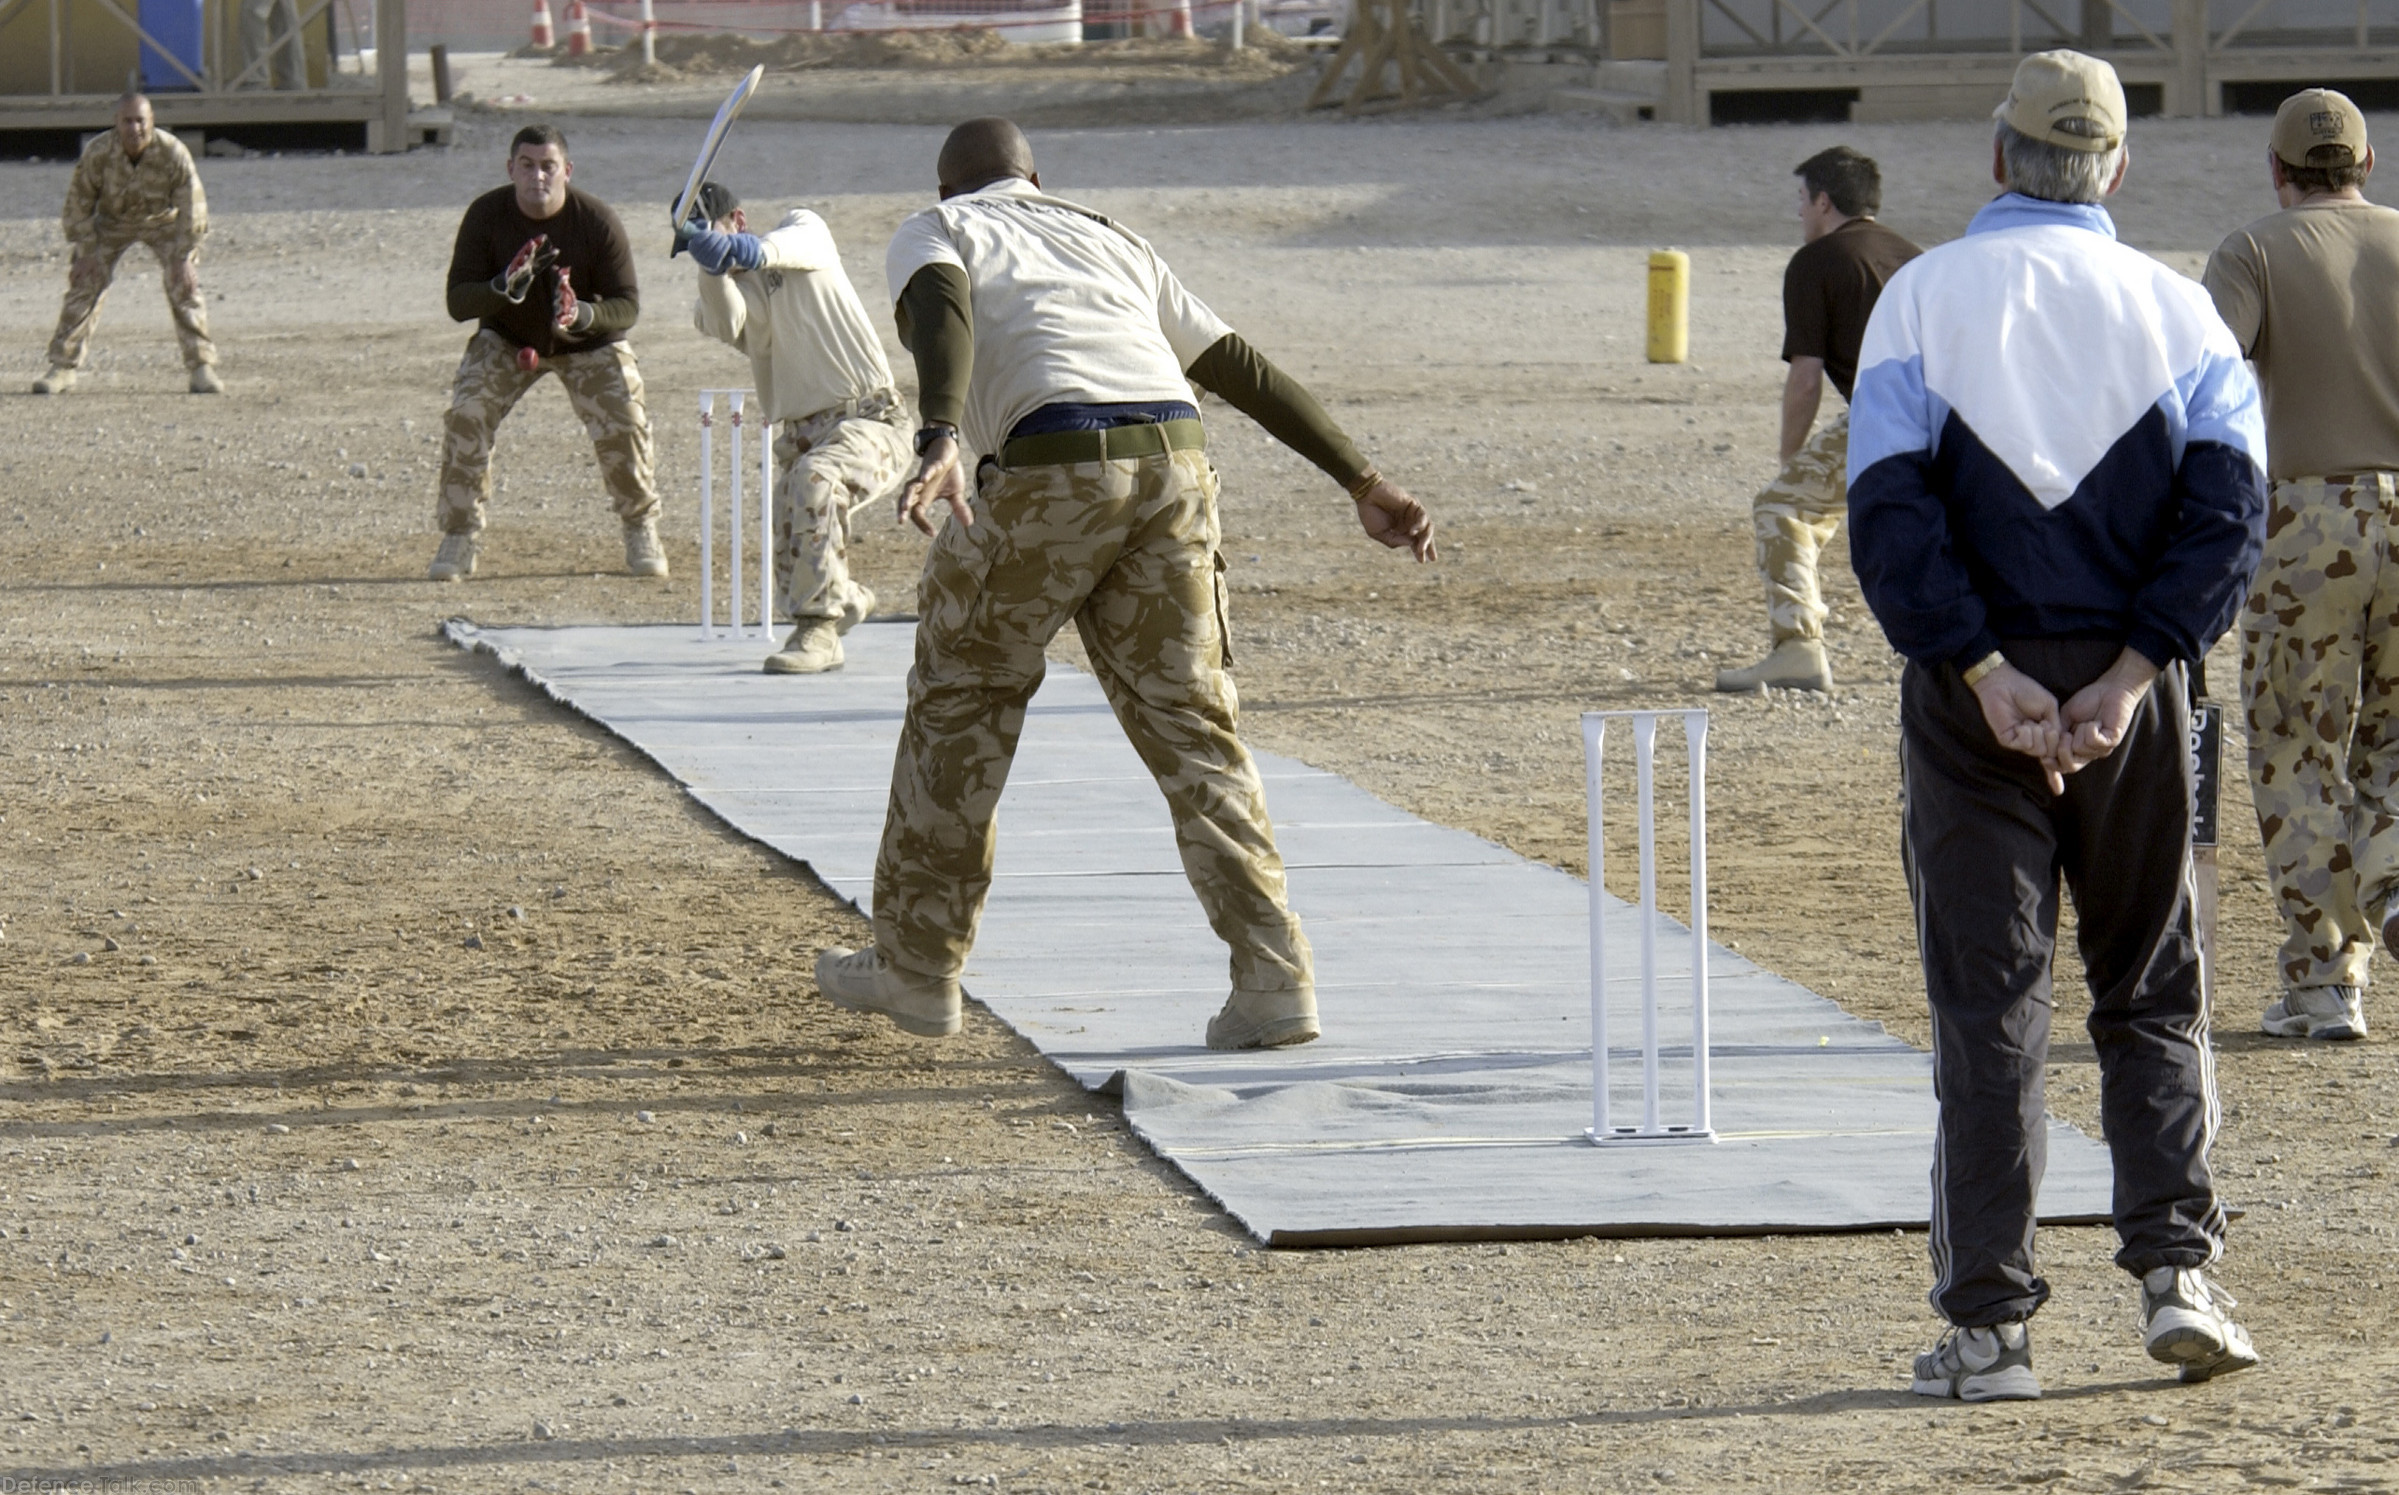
top-left (1647, 249), bottom-right (1689, 364)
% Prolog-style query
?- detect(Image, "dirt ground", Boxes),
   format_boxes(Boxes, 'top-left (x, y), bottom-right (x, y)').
top-left (4, 101), bottom-right (2398, 1492)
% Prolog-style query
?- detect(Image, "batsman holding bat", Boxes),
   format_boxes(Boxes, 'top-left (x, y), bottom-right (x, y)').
top-left (430, 123), bottom-right (663, 583)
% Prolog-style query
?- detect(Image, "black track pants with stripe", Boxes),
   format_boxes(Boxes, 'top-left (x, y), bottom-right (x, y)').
top-left (1899, 638), bottom-right (2225, 1328)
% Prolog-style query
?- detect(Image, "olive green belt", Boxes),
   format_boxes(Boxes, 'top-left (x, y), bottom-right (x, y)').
top-left (998, 418), bottom-right (1206, 470)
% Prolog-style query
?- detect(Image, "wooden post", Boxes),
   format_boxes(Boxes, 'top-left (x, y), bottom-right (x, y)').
top-left (1663, 0), bottom-right (1696, 123)
top-left (376, 0), bottom-right (409, 153)
top-left (1307, 0), bottom-right (1477, 111)
top-left (429, 41), bottom-right (451, 101)
top-left (2171, 0), bottom-right (2207, 117)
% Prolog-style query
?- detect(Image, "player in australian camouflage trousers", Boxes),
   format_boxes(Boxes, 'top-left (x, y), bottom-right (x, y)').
top-left (2206, 91), bottom-right (2399, 1041)
top-left (813, 118), bottom-right (1435, 1051)
top-left (35, 94), bottom-right (218, 395)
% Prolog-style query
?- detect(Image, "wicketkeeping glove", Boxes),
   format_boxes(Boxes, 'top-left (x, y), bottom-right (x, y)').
top-left (554, 267), bottom-right (595, 334)
top-left (492, 234), bottom-right (557, 304)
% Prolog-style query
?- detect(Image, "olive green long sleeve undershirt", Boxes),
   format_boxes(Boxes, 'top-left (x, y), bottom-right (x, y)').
top-left (894, 263), bottom-right (1370, 487)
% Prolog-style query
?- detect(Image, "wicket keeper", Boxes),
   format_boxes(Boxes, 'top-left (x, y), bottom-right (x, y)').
top-left (432, 123), bottom-right (663, 583)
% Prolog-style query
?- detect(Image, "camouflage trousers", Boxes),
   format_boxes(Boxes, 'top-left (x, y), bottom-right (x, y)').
top-left (1749, 411), bottom-right (1848, 645)
top-left (436, 328), bottom-right (657, 536)
top-left (773, 392), bottom-right (910, 621)
top-left (870, 444), bottom-right (1313, 998)
top-left (45, 226), bottom-right (215, 371)
top-left (2241, 471), bottom-right (2399, 992)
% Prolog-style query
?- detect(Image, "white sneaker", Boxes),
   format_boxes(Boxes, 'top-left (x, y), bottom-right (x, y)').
top-left (814, 945), bottom-right (961, 1038)
top-left (2261, 985), bottom-right (2365, 1041)
top-left (2141, 1267), bottom-right (2259, 1384)
top-left (188, 364), bottom-right (224, 395)
top-left (427, 532), bottom-right (480, 582)
top-left (1910, 1322), bottom-right (2040, 1401)
top-left (31, 366), bottom-right (75, 395)
top-left (623, 521), bottom-right (668, 577)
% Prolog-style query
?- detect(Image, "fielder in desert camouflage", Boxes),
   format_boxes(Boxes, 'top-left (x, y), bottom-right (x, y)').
top-left (2205, 88), bottom-right (2399, 1041)
top-left (2239, 475), bottom-right (2399, 1001)
top-left (1752, 411), bottom-right (1848, 648)
top-left (1717, 147), bottom-right (1918, 695)
top-left (34, 93), bottom-right (220, 395)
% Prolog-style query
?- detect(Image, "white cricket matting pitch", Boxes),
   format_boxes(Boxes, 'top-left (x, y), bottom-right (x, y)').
top-left (445, 620), bottom-right (2115, 1246)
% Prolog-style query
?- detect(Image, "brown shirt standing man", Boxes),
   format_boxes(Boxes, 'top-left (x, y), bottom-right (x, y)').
top-left (2205, 89), bottom-right (2399, 1042)
top-left (814, 118), bottom-right (1435, 1049)
top-left (1716, 146), bottom-right (1919, 693)
top-left (430, 124), bottom-right (663, 583)
top-left (34, 93), bottom-right (220, 396)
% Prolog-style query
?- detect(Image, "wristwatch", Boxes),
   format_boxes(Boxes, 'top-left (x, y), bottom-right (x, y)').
top-left (914, 423), bottom-right (958, 456)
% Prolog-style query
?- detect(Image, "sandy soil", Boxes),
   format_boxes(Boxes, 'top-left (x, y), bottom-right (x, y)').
top-left (4, 108), bottom-right (2398, 1491)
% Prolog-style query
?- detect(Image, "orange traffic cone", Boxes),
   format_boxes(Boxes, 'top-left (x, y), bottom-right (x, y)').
top-left (529, 0), bottom-right (555, 47)
top-left (563, 0), bottom-right (592, 55)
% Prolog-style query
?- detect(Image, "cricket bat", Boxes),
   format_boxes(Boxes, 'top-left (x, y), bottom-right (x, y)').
top-left (670, 64), bottom-right (767, 231)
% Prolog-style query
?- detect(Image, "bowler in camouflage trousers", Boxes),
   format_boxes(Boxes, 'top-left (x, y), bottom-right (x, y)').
top-left (35, 93), bottom-right (220, 396)
top-left (814, 118), bottom-right (1436, 1051)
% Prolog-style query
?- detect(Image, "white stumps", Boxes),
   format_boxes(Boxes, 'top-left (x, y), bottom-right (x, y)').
top-left (1583, 708), bottom-right (1715, 1146)
top-left (697, 388), bottom-right (774, 641)
top-left (728, 389), bottom-right (745, 637)
top-left (760, 407), bottom-right (775, 644)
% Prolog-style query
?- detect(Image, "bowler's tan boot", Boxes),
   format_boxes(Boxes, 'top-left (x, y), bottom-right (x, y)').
top-left (1205, 987), bottom-right (1320, 1051)
top-left (31, 367), bottom-right (75, 395)
top-left (1715, 638), bottom-right (1832, 693)
top-left (427, 531), bottom-right (480, 582)
top-left (763, 619), bottom-right (843, 675)
top-left (188, 364), bottom-right (223, 394)
top-left (623, 520), bottom-right (668, 577)
top-left (815, 945), bottom-right (962, 1038)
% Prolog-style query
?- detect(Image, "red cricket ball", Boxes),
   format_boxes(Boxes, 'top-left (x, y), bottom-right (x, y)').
top-left (516, 346), bottom-right (541, 373)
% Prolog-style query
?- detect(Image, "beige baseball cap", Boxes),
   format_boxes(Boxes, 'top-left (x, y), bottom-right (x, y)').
top-left (1994, 49), bottom-right (2126, 153)
top-left (2272, 88), bottom-right (2369, 168)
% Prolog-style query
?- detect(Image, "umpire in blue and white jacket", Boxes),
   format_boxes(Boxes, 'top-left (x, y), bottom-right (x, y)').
top-left (1848, 51), bottom-right (2268, 1402)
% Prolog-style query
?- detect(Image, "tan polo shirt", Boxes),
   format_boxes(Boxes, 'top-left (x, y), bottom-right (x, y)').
top-left (693, 208), bottom-right (896, 427)
top-left (2204, 198), bottom-right (2399, 482)
top-left (883, 178), bottom-right (1230, 457)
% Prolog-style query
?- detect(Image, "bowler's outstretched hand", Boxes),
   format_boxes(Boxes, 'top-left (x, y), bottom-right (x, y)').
top-left (1971, 661), bottom-right (2065, 795)
top-left (1355, 477), bottom-right (1436, 562)
top-left (900, 433), bottom-right (972, 536)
